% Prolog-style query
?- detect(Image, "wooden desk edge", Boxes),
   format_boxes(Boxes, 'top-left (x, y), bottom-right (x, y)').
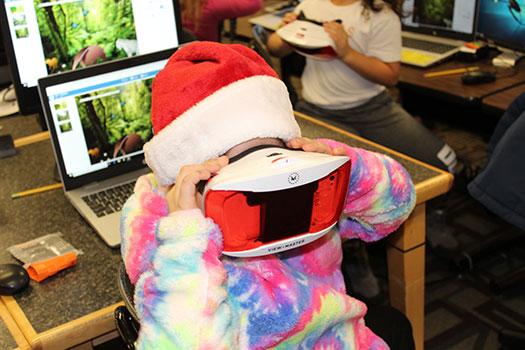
top-left (0, 298), bottom-right (31, 350)
top-left (2, 294), bottom-right (123, 350)
top-left (30, 302), bottom-right (124, 350)
top-left (1, 296), bottom-right (37, 344)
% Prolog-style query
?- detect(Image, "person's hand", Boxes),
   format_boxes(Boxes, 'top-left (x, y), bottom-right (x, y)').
top-left (323, 21), bottom-right (353, 59)
top-left (286, 137), bottom-right (347, 156)
top-left (279, 11), bottom-right (298, 27)
top-left (165, 156), bottom-right (229, 213)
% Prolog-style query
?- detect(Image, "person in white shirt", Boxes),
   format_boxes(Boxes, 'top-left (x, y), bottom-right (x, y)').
top-left (268, 0), bottom-right (457, 175)
top-left (268, 0), bottom-right (460, 299)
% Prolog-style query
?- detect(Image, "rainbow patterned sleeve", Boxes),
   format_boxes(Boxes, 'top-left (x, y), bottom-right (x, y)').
top-left (317, 139), bottom-right (416, 242)
top-left (120, 174), bottom-right (234, 349)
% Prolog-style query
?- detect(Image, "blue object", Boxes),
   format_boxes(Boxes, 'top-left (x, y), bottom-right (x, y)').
top-left (0, 263), bottom-right (30, 295)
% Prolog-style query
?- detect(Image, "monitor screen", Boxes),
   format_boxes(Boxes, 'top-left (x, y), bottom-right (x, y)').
top-left (401, 0), bottom-right (478, 41)
top-left (476, 0), bottom-right (525, 52)
top-left (0, 0), bottom-right (183, 116)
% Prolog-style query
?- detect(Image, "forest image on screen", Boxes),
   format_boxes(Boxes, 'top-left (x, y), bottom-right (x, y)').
top-left (34, 0), bottom-right (137, 74)
top-left (72, 78), bottom-right (153, 166)
top-left (413, 0), bottom-right (455, 28)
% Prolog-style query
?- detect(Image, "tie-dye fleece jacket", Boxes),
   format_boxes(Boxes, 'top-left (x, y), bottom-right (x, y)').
top-left (120, 139), bottom-right (416, 350)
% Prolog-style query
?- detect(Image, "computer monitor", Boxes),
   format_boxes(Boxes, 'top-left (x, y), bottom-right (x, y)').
top-left (0, 0), bottom-right (183, 117)
top-left (401, 0), bottom-right (478, 41)
top-left (476, 0), bottom-right (525, 65)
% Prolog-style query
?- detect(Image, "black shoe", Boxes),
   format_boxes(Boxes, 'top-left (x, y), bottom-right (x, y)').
top-left (452, 159), bottom-right (483, 193)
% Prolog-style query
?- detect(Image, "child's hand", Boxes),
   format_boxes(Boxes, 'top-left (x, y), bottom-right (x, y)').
top-left (279, 12), bottom-right (298, 27)
top-left (166, 156), bottom-right (229, 213)
top-left (323, 21), bottom-right (352, 59)
top-left (286, 137), bottom-right (346, 156)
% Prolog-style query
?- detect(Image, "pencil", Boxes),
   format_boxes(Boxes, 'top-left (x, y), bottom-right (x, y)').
top-left (424, 66), bottom-right (479, 78)
top-left (11, 183), bottom-right (62, 199)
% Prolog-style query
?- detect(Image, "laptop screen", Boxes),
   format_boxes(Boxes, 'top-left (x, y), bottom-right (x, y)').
top-left (401, 0), bottom-right (478, 41)
top-left (38, 49), bottom-right (173, 190)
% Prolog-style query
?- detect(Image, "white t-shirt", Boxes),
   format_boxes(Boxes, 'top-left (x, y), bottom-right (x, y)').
top-left (295, 0), bottom-right (402, 109)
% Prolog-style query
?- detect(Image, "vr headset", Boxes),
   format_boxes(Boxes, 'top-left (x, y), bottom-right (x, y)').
top-left (201, 146), bottom-right (351, 257)
top-left (276, 12), bottom-right (340, 60)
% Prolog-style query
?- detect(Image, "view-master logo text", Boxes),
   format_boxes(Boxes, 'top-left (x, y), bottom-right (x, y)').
top-left (267, 239), bottom-right (306, 253)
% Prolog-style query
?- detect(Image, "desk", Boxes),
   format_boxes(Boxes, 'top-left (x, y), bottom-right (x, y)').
top-left (400, 58), bottom-right (525, 113)
top-left (0, 114), bottom-right (124, 349)
top-left (399, 58), bottom-right (525, 130)
top-left (0, 112), bottom-right (452, 350)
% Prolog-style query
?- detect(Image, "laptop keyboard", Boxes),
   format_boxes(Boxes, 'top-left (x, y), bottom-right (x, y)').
top-left (82, 181), bottom-right (136, 217)
top-left (402, 37), bottom-right (457, 54)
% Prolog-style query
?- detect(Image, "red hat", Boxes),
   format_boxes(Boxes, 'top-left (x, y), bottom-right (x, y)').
top-left (143, 41), bottom-right (301, 187)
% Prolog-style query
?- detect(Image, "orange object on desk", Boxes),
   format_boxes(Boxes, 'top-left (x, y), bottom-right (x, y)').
top-left (26, 252), bottom-right (77, 282)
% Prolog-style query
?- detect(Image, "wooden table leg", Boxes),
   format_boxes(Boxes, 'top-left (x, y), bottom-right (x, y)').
top-left (387, 203), bottom-right (426, 350)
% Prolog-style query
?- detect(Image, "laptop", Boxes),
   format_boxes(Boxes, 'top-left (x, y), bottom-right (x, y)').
top-left (400, 0), bottom-right (478, 67)
top-left (38, 48), bottom-right (177, 247)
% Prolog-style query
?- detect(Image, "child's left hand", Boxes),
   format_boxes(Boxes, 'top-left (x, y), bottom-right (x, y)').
top-left (286, 137), bottom-right (346, 156)
top-left (323, 21), bottom-right (352, 59)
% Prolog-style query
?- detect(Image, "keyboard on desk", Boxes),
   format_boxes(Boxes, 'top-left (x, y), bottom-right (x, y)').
top-left (402, 37), bottom-right (458, 54)
top-left (81, 181), bottom-right (136, 217)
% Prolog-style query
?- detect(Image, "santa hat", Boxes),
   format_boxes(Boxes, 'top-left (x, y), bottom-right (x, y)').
top-left (144, 41), bottom-right (301, 187)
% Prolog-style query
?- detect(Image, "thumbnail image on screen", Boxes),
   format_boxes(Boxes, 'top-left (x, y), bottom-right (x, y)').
top-left (412, 0), bottom-right (455, 29)
top-left (34, 0), bottom-right (137, 74)
top-left (72, 77), bottom-right (154, 165)
top-left (477, 0), bottom-right (525, 51)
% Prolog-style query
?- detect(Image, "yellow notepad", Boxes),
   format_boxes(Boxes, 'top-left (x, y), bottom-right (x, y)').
top-left (402, 51), bottom-right (435, 65)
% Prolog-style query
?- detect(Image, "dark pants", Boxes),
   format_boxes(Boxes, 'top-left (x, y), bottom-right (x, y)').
top-left (296, 91), bottom-right (457, 173)
top-left (366, 305), bottom-right (416, 350)
top-left (468, 91), bottom-right (525, 231)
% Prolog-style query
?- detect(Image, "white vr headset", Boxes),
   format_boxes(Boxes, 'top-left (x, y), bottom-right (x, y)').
top-left (276, 12), bottom-right (340, 60)
top-left (201, 146), bottom-right (351, 257)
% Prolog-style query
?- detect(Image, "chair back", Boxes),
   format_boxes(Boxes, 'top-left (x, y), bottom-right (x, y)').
top-left (115, 263), bottom-right (140, 349)
top-left (250, 25), bottom-right (275, 68)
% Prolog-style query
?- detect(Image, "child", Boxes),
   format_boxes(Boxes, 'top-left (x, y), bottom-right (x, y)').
top-left (267, 0), bottom-right (459, 268)
top-left (267, 0), bottom-right (457, 174)
top-left (121, 41), bottom-right (416, 349)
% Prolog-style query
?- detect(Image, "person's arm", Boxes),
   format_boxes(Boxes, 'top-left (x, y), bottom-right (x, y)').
top-left (323, 21), bottom-right (400, 87)
top-left (121, 163), bottom-right (235, 349)
top-left (209, 0), bottom-right (264, 20)
top-left (314, 139), bottom-right (416, 242)
top-left (267, 12), bottom-right (298, 58)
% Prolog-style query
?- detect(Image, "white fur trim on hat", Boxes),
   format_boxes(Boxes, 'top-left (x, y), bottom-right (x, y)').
top-left (144, 75), bottom-right (301, 187)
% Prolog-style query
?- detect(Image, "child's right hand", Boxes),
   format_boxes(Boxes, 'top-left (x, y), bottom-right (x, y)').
top-left (166, 156), bottom-right (229, 213)
top-left (279, 12), bottom-right (298, 27)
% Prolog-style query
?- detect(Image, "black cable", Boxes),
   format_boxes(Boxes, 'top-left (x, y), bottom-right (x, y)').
top-left (468, 80), bottom-right (525, 105)
top-left (479, 80), bottom-right (525, 101)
